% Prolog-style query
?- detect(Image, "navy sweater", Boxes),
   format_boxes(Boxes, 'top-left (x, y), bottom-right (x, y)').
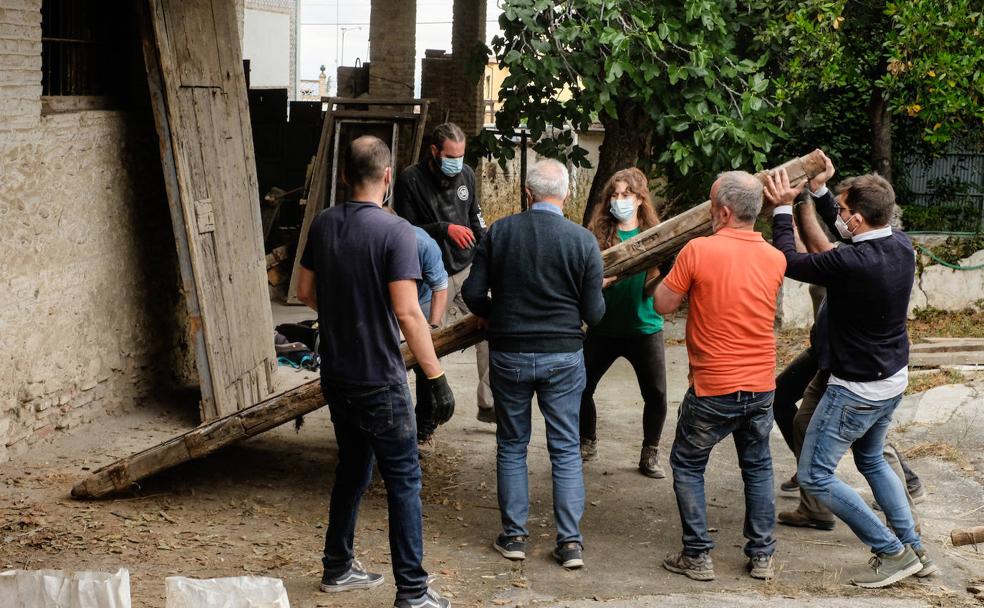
top-left (461, 208), bottom-right (606, 352)
top-left (772, 192), bottom-right (914, 382)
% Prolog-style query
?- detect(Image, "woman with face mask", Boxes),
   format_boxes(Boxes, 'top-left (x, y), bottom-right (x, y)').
top-left (582, 168), bottom-right (669, 478)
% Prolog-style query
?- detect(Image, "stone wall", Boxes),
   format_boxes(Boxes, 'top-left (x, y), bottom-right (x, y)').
top-left (0, 0), bottom-right (184, 462)
top-left (778, 244), bottom-right (984, 329)
top-left (368, 0), bottom-right (415, 99)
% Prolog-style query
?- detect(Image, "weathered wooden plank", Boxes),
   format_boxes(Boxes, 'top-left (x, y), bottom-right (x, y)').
top-left (285, 105), bottom-right (336, 304)
top-left (137, 0), bottom-right (217, 412)
top-left (143, 0), bottom-right (275, 420)
top-left (72, 150), bottom-right (827, 498)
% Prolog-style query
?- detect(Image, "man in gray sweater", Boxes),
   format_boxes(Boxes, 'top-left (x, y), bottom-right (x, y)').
top-left (462, 159), bottom-right (607, 570)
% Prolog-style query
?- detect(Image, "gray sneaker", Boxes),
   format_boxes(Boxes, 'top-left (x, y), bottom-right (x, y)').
top-left (663, 551), bottom-right (715, 581)
top-left (580, 438), bottom-right (598, 462)
top-left (320, 561), bottom-right (384, 592)
top-left (394, 588), bottom-right (451, 608)
top-left (912, 545), bottom-right (940, 578)
top-left (849, 547), bottom-right (921, 588)
top-left (639, 445), bottom-right (666, 479)
top-left (493, 534), bottom-right (527, 560)
top-left (552, 542), bottom-right (584, 569)
top-left (747, 554), bottom-right (774, 579)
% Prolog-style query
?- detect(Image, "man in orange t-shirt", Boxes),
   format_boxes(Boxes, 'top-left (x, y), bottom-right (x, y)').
top-left (653, 171), bottom-right (786, 582)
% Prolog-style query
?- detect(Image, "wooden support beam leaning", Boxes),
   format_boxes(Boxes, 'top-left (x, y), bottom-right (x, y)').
top-left (72, 150), bottom-right (826, 499)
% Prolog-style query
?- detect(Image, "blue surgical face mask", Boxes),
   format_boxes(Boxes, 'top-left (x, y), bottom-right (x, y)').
top-left (440, 156), bottom-right (464, 177)
top-left (609, 198), bottom-right (636, 222)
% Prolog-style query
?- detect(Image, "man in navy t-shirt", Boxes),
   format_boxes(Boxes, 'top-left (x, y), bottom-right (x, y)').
top-left (296, 135), bottom-right (455, 608)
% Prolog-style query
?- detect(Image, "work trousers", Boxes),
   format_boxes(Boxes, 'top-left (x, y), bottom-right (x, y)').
top-left (579, 331), bottom-right (668, 447)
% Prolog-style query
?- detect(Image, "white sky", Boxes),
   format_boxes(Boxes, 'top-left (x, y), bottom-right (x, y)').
top-left (299, 0), bottom-right (503, 95)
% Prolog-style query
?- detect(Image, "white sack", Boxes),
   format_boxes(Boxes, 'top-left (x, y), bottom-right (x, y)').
top-left (164, 576), bottom-right (289, 608)
top-left (0, 568), bottom-right (131, 608)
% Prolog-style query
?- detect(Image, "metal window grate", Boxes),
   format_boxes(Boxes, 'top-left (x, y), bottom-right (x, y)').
top-left (41, 0), bottom-right (111, 96)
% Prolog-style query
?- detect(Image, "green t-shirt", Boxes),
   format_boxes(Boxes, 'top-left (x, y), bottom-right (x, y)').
top-left (591, 227), bottom-right (665, 337)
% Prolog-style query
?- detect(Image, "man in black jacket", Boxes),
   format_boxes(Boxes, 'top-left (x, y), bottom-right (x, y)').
top-left (395, 122), bottom-right (494, 424)
top-left (765, 157), bottom-right (933, 589)
top-left (462, 159), bottom-right (606, 571)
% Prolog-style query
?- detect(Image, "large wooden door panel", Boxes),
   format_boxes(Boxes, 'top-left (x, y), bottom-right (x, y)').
top-left (143, 0), bottom-right (275, 420)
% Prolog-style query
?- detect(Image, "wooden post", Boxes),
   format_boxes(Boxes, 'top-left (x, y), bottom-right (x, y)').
top-left (951, 526), bottom-right (984, 547)
top-left (72, 150), bottom-right (827, 498)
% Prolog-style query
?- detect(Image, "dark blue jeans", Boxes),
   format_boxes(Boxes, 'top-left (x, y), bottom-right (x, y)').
top-left (669, 388), bottom-right (777, 557)
top-left (490, 349), bottom-right (586, 546)
top-left (321, 382), bottom-right (427, 600)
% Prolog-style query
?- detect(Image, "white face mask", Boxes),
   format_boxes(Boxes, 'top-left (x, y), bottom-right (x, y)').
top-left (835, 214), bottom-right (855, 241)
top-left (609, 198), bottom-right (635, 222)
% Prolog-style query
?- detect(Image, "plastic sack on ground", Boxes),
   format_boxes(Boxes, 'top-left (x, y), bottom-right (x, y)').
top-left (0, 568), bottom-right (131, 608)
top-left (164, 576), bottom-right (290, 608)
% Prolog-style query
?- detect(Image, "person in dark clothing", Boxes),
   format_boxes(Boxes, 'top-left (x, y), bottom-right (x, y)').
top-left (413, 226), bottom-right (449, 445)
top-left (394, 122), bottom-right (494, 423)
top-left (462, 159), bottom-right (606, 571)
top-left (580, 167), bottom-right (668, 478)
top-left (296, 135), bottom-right (455, 608)
top-left (773, 193), bottom-right (925, 531)
top-left (765, 155), bottom-right (936, 588)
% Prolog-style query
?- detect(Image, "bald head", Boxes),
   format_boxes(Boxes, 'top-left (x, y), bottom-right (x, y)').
top-left (711, 171), bottom-right (763, 225)
top-left (526, 159), bottom-right (570, 203)
top-left (344, 135), bottom-right (391, 188)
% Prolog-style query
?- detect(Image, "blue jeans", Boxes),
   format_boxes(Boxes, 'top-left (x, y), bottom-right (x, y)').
top-left (798, 384), bottom-right (921, 555)
top-left (670, 388), bottom-right (777, 557)
top-left (490, 349), bottom-right (586, 546)
top-left (321, 382), bottom-right (427, 600)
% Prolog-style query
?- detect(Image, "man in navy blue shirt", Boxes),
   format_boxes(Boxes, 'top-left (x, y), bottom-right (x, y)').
top-left (765, 156), bottom-right (931, 589)
top-left (297, 135), bottom-right (455, 608)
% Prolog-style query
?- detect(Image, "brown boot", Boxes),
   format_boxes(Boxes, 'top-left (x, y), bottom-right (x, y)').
top-left (777, 509), bottom-right (835, 531)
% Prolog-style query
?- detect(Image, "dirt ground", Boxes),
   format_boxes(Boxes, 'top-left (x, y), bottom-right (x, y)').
top-left (2, 319), bottom-right (983, 608)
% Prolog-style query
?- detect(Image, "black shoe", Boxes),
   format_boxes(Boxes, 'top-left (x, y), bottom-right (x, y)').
top-left (476, 407), bottom-right (496, 424)
top-left (777, 509), bottom-right (836, 530)
top-left (394, 588), bottom-right (451, 608)
top-left (552, 542), bottom-right (584, 569)
top-left (493, 534), bottom-right (527, 560)
top-left (780, 473), bottom-right (799, 493)
top-left (320, 562), bottom-right (384, 592)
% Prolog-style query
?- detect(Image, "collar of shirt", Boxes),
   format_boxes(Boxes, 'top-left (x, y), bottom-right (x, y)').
top-left (852, 225), bottom-right (892, 243)
top-left (531, 202), bottom-right (563, 216)
top-left (714, 226), bottom-right (764, 241)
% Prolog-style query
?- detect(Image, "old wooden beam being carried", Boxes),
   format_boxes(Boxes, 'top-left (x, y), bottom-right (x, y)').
top-left (72, 150), bottom-right (825, 499)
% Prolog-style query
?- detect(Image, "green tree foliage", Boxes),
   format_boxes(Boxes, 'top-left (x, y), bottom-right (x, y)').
top-left (761, 0), bottom-right (984, 181)
top-left (473, 0), bottom-right (783, 221)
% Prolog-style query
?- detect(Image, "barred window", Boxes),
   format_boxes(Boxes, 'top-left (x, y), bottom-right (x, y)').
top-left (41, 0), bottom-right (114, 96)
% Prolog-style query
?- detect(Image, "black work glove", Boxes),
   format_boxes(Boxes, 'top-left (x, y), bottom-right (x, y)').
top-left (425, 373), bottom-right (455, 425)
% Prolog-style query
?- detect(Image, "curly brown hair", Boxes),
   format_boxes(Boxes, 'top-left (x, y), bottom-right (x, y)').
top-left (586, 167), bottom-right (660, 249)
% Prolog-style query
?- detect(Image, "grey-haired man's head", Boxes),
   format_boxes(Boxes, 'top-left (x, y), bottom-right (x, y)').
top-left (710, 171), bottom-right (763, 231)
